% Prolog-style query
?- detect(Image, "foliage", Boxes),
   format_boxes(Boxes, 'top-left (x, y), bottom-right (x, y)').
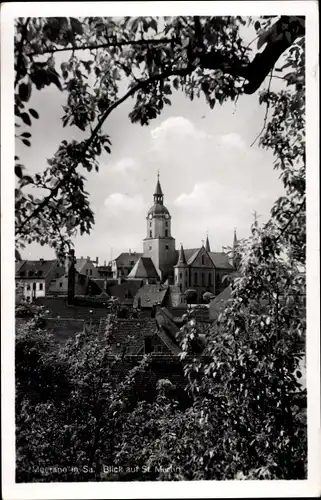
top-left (15, 15), bottom-right (305, 258)
top-left (15, 15), bottom-right (307, 482)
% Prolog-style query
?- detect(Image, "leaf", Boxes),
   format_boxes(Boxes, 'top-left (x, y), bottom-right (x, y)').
top-left (19, 81), bottom-right (32, 102)
top-left (21, 132), bottom-right (31, 138)
top-left (70, 17), bottom-right (83, 35)
top-left (104, 146), bottom-right (111, 154)
top-left (29, 108), bottom-right (39, 119)
top-left (254, 21), bottom-right (261, 31)
top-left (15, 165), bottom-right (23, 178)
top-left (20, 112), bottom-right (31, 126)
top-left (47, 68), bottom-right (62, 90)
top-left (22, 139), bottom-right (31, 147)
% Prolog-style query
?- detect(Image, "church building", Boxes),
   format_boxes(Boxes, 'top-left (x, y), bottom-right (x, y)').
top-left (127, 174), bottom-right (239, 302)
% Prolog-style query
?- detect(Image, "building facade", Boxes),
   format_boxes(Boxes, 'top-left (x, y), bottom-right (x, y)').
top-left (138, 175), bottom-right (238, 302)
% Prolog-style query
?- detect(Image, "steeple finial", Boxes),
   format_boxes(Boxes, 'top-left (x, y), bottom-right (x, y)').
top-left (154, 171), bottom-right (163, 203)
top-left (205, 232), bottom-right (211, 252)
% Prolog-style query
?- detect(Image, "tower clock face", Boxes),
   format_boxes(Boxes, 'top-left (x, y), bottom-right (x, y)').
top-left (148, 214), bottom-right (153, 219)
top-left (165, 214), bottom-right (169, 219)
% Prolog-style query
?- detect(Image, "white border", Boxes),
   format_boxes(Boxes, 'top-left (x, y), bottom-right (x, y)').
top-left (1, 2), bottom-right (320, 499)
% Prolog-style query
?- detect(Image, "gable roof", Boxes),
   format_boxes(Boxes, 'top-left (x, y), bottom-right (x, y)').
top-left (75, 258), bottom-right (94, 272)
top-left (128, 257), bottom-right (159, 280)
top-left (15, 259), bottom-right (58, 278)
top-left (106, 316), bottom-right (158, 355)
top-left (134, 284), bottom-right (168, 309)
top-left (114, 252), bottom-right (142, 266)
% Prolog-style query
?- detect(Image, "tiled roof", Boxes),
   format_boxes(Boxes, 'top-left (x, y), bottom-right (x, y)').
top-left (15, 259), bottom-right (58, 278)
top-left (157, 327), bottom-right (181, 355)
top-left (128, 257), bottom-right (159, 280)
top-left (114, 252), bottom-right (142, 266)
top-left (106, 317), bottom-right (158, 355)
top-left (155, 307), bottom-right (180, 341)
top-left (208, 285), bottom-right (232, 321)
top-left (107, 280), bottom-right (143, 303)
top-left (89, 278), bottom-right (106, 292)
top-left (133, 284), bottom-right (168, 308)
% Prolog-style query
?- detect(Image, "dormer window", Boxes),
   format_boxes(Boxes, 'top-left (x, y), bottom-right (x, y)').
top-left (201, 255), bottom-right (205, 265)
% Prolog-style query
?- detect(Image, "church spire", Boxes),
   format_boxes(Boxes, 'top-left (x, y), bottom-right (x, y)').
top-left (176, 243), bottom-right (188, 267)
top-left (153, 171), bottom-right (164, 204)
top-left (233, 228), bottom-right (238, 248)
top-left (205, 233), bottom-right (211, 252)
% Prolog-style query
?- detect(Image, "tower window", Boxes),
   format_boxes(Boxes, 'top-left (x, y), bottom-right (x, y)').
top-left (165, 221), bottom-right (168, 227)
top-left (149, 222), bottom-right (152, 228)
top-left (165, 245), bottom-right (169, 250)
top-left (165, 229), bottom-right (168, 237)
top-left (149, 230), bottom-right (152, 237)
top-left (179, 272), bottom-right (182, 279)
top-left (149, 246), bottom-right (152, 251)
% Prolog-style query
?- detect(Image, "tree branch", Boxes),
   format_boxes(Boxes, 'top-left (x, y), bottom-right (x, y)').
top-left (15, 65), bottom-right (193, 239)
top-left (28, 37), bottom-right (176, 57)
top-left (250, 70), bottom-right (273, 147)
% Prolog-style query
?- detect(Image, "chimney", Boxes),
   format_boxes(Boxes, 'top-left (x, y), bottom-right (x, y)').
top-left (40, 258), bottom-right (44, 264)
top-left (95, 257), bottom-right (99, 266)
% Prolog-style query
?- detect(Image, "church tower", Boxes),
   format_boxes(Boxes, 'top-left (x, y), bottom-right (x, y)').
top-left (174, 244), bottom-right (189, 292)
top-left (143, 173), bottom-right (176, 281)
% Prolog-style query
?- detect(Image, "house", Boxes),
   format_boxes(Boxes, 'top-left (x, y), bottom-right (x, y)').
top-left (75, 256), bottom-right (100, 278)
top-left (15, 259), bottom-right (63, 301)
top-left (133, 284), bottom-right (169, 309)
top-left (111, 251), bottom-right (142, 279)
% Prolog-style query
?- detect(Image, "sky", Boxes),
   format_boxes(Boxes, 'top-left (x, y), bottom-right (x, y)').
top-left (16, 18), bottom-right (286, 265)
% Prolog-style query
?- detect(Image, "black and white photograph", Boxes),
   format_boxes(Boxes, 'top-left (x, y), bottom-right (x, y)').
top-left (1, 1), bottom-right (320, 498)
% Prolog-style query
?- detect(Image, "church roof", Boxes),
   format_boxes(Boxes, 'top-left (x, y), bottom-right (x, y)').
top-left (127, 257), bottom-right (159, 279)
top-left (175, 244), bottom-right (188, 267)
top-left (205, 235), bottom-right (211, 252)
top-left (209, 252), bottom-right (234, 269)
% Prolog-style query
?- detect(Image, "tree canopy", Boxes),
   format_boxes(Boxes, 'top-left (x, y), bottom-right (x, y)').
top-left (14, 15), bottom-right (305, 258)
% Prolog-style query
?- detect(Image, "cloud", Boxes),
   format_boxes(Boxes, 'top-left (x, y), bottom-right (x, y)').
top-left (110, 157), bottom-right (139, 173)
top-left (218, 132), bottom-right (246, 150)
top-left (151, 116), bottom-right (210, 142)
top-left (174, 183), bottom-right (213, 209)
top-left (103, 193), bottom-right (145, 215)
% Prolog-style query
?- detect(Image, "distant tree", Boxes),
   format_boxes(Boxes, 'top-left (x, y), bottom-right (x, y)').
top-left (14, 15), bottom-right (305, 257)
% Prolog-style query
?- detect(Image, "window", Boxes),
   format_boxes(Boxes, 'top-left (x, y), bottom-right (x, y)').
top-left (144, 337), bottom-right (153, 354)
top-left (165, 221), bottom-right (168, 227)
top-left (86, 269), bottom-right (89, 275)
top-left (39, 283), bottom-right (43, 291)
top-left (202, 273), bottom-right (205, 286)
top-left (60, 282), bottom-right (63, 288)
top-left (149, 230), bottom-right (152, 237)
top-left (165, 229), bottom-right (168, 237)
top-left (202, 255), bottom-right (205, 265)
top-left (165, 245), bottom-right (169, 250)
top-left (129, 260), bottom-right (135, 266)
top-left (208, 273), bottom-right (212, 286)
top-left (28, 271), bottom-right (34, 277)
top-left (149, 222), bottom-right (152, 228)
top-left (194, 273), bottom-right (197, 285)
top-left (149, 245), bottom-right (152, 251)
top-left (90, 269), bottom-right (93, 276)
top-left (179, 272), bottom-right (182, 279)
top-left (26, 283), bottom-right (31, 290)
